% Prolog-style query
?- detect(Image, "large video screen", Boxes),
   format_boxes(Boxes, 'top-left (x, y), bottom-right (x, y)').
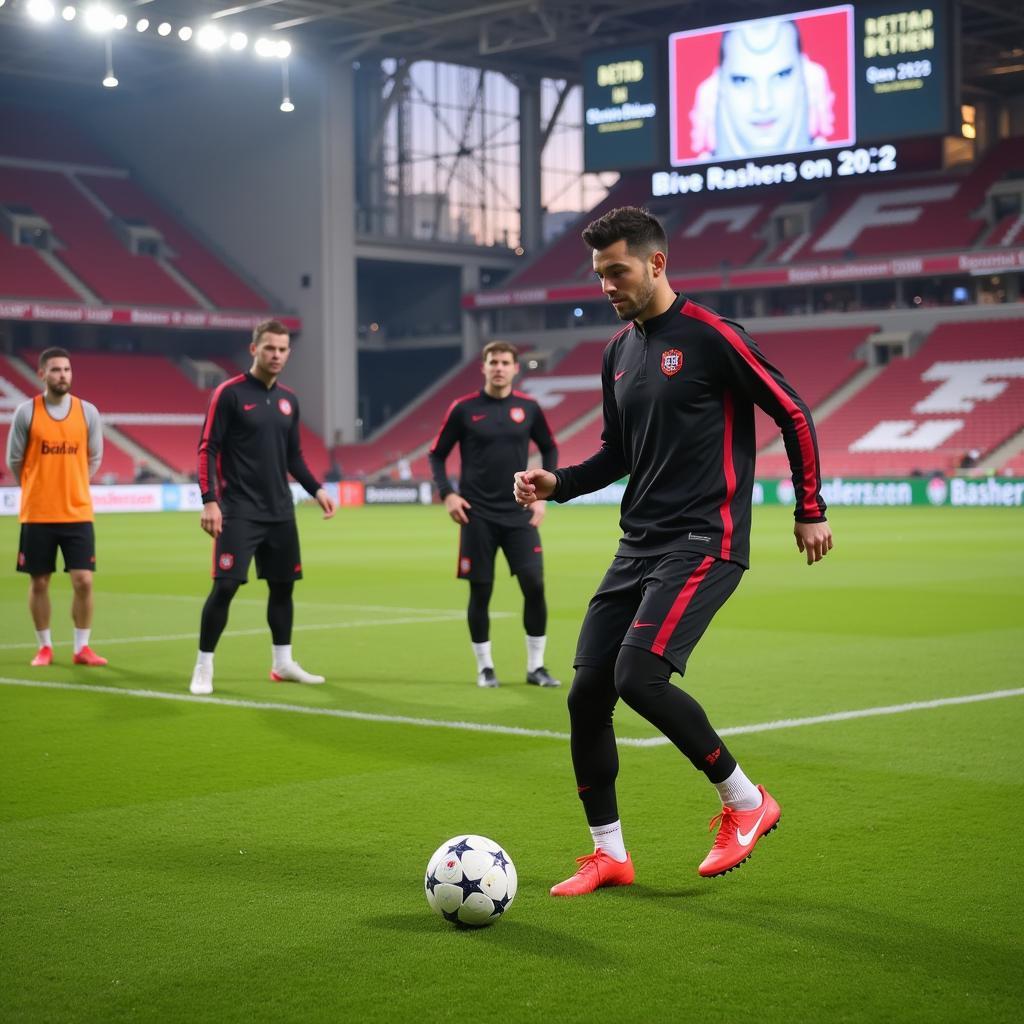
top-left (583, 44), bottom-right (662, 172)
top-left (668, 5), bottom-right (856, 168)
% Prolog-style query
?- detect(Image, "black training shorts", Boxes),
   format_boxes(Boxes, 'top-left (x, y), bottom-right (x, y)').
top-left (212, 518), bottom-right (302, 583)
top-left (456, 515), bottom-right (543, 583)
top-left (573, 550), bottom-right (744, 676)
top-left (17, 522), bottom-right (96, 575)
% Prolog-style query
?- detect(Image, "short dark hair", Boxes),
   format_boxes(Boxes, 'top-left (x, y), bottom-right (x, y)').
top-left (38, 346), bottom-right (71, 370)
top-left (581, 206), bottom-right (667, 258)
top-left (481, 340), bottom-right (519, 362)
top-left (252, 319), bottom-right (289, 345)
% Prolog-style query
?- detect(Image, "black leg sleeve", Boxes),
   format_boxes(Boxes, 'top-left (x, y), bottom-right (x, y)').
top-left (467, 580), bottom-right (493, 644)
top-left (266, 580), bottom-right (295, 646)
top-left (567, 663), bottom-right (621, 826)
top-left (199, 578), bottom-right (241, 653)
top-left (516, 567), bottom-right (547, 637)
top-left (613, 646), bottom-right (737, 783)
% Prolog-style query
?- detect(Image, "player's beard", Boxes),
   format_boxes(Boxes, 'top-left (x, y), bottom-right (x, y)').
top-left (613, 267), bottom-right (656, 321)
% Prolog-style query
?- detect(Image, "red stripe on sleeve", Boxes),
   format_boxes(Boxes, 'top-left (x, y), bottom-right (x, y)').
top-left (198, 374), bottom-right (244, 495)
top-left (681, 301), bottom-right (820, 519)
top-left (719, 391), bottom-right (735, 561)
top-left (651, 556), bottom-right (715, 658)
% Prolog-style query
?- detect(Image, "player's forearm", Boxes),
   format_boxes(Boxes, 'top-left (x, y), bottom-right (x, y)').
top-left (551, 446), bottom-right (626, 502)
top-left (428, 453), bottom-right (453, 499)
top-left (541, 444), bottom-right (558, 473)
top-left (289, 457), bottom-right (322, 498)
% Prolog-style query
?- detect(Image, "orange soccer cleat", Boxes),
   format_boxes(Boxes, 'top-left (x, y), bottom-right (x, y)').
top-left (30, 645), bottom-right (53, 667)
top-left (72, 646), bottom-right (108, 667)
top-left (698, 785), bottom-right (780, 878)
top-left (550, 850), bottom-right (635, 897)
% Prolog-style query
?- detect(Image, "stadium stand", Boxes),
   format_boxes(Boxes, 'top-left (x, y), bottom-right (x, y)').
top-left (0, 229), bottom-right (81, 302)
top-left (663, 201), bottom-right (772, 272)
top-left (758, 318), bottom-right (1024, 477)
top-left (0, 167), bottom-right (199, 307)
top-left (81, 176), bottom-right (271, 311)
top-left (0, 104), bottom-right (274, 312)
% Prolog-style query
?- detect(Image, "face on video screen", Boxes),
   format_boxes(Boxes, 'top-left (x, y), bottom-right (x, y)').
top-left (669, 5), bottom-right (855, 166)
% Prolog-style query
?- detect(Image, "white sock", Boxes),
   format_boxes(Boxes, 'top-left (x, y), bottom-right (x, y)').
top-left (590, 820), bottom-right (628, 862)
top-left (471, 641), bottom-right (493, 672)
top-left (36, 628), bottom-right (52, 648)
top-left (73, 628), bottom-right (90, 654)
top-left (714, 764), bottom-right (762, 811)
top-left (272, 644), bottom-right (293, 669)
top-left (196, 651), bottom-right (214, 670)
top-left (525, 635), bottom-right (546, 672)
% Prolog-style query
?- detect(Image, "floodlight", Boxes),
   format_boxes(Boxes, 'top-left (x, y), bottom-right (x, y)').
top-left (157, 22), bottom-right (171, 36)
top-left (113, 13), bottom-right (126, 29)
top-left (135, 18), bottom-right (147, 32)
top-left (83, 4), bottom-right (114, 32)
top-left (228, 31), bottom-right (247, 51)
top-left (196, 25), bottom-right (225, 51)
top-left (102, 36), bottom-right (117, 86)
top-left (178, 25), bottom-right (192, 41)
top-left (62, 6), bottom-right (76, 21)
top-left (26, 0), bottom-right (57, 23)
top-left (276, 41), bottom-right (291, 59)
top-left (254, 37), bottom-right (276, 58)
top-left (280, 99), bottom-right (294, 113)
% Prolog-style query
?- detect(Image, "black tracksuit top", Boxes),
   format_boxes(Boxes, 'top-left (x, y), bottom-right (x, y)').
top-left (429, 388), bottom-right (558, 526)
top-left (551, 294), bottom-right (827, 568)
top-left (198, 372), bottom-right (322, 521)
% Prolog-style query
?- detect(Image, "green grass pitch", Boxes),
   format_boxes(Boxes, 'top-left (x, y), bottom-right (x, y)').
top-left (1, 504), bottom-right (1021, 1023)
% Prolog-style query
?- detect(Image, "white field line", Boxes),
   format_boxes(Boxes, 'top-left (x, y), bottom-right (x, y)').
top-left (0, 678), bottom-right (1020, 748)
top-left (94, 593), bottom-right (491, 615)
top-left (0, 611), bottom-right (500, 651)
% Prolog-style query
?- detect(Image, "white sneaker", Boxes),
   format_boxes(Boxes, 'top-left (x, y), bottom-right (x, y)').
top-left (477, 667), bottom-right (500, 688)
top-left (270, 661), bottom-right (325, 684)
top-left (190, 664), bottom-right (214, 695)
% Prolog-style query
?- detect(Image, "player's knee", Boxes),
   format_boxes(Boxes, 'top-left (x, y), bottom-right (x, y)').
top-left (567, 665), bottom-right (614, 722)
top-left (69, 571), bottom-right (93, 595)
top-left (613, 646), bottom-right (672, 708)
top-left (210, 577), bottom-right (241, 607)
top-left (517, 569), bottom-right (544, 602)
top-left (29, 574), bottom-right (51, 595)
top-left (267, 580), bottom-right (294, 600)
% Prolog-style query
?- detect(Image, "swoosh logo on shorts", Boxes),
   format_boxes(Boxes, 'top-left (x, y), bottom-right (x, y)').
top-left (736, 808), bottom-right (768, 846)
top-left (243, 404), bottom-right (258, 411)
top-left (632, 621), bottom-right (657, 628)
top-left (614, 370), bottom-right (627, 381)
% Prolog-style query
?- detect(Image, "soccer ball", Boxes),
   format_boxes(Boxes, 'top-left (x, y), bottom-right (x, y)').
top-left (424, 834), bottom-right (517, 927)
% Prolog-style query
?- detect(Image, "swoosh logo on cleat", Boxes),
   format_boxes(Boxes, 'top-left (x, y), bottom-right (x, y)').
top-left (736, 809), bottom-right (768, 846)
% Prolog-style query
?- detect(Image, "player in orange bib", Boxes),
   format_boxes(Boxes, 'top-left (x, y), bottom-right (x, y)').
top-left (5, 347), bottom-right (107, 667)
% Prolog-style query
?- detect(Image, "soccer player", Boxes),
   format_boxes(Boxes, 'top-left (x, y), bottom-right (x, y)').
top-left (6, 347), bottom-right (107, 667)
top-left (189, 320), bottom-right (336, 695)
top-left (429, 341), bottom-right (559, 688)
top-left (513, 207), bottom-right (832, 893)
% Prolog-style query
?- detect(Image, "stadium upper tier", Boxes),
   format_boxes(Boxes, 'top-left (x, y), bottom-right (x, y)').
top-left (0, 105), bottom-right (271, 311)
top-left (503, 137), bottom-right (1024, 289)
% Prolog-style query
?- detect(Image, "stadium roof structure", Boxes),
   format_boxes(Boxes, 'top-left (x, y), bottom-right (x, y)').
top-left (0, 0), bottom-right (1021, 95)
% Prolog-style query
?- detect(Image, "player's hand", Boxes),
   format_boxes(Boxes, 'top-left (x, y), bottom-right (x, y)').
top-left (201, 501), bottom-right (223, 538)
top-left (315, 488), bottom-right (337, 520)
top-left (514, 469), bottom-right (556, 506)
top-left (528, 499), bottom-right (547, 527)
top-left (444, 493), bottom-right (471, 525)
top-left (795, 520), bottom-right (833, 565)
